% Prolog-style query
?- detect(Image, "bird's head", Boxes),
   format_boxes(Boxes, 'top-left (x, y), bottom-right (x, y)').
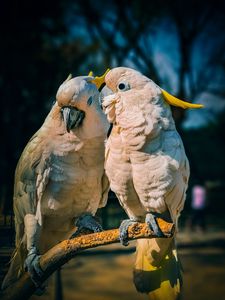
top-left (56, 70), bottom-right (109, 132)
top-left (102, 67), bottom-right (203, 123)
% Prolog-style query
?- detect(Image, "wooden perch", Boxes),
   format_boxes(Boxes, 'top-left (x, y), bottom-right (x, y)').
top-left (1, 219), bottom-right (174, 300)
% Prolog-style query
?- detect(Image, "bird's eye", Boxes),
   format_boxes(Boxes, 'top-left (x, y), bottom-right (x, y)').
top-left (117, 82), bottom-right (130, 91)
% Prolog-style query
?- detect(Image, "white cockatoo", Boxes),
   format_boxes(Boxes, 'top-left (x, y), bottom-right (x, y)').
top-left (2, 71), bottom-right (110, 290)
top-left (102, 67), bottom-right (203, 299)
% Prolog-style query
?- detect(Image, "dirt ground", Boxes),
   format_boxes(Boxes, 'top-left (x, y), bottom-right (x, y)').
top-left (29, 234), bottom-right (225, 300)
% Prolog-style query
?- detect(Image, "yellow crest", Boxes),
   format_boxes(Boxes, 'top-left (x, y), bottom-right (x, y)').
top-left (63, 73), bottom-right (72, 84)
top-left (88, 71), bottom-right (94, 77)
top-left (161, 89), bottom-right (204, 109)
top-left (88, 69), bottom-right (110, 89)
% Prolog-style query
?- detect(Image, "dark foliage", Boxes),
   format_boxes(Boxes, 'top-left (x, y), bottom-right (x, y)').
top-left (0, 0), bottom-right (224, 214)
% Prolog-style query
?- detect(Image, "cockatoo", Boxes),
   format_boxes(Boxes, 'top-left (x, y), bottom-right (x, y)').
top-left (2, 71), bottom-right (110, 290)
top-left (102, 67), bottom-right (203, 299)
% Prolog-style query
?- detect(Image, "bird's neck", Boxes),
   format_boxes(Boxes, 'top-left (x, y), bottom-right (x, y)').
top-left (75, 105), bottom-right (108, 139)
top-left (109, 103), bottom-right (176, 152)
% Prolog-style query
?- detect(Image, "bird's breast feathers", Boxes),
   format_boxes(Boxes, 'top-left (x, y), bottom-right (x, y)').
top-left (35, 134), bottom-right (106, 218)
top-left (105, 127), bottom-right (188, 213)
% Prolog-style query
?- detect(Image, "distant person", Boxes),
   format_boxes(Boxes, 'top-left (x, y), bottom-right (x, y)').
top-left (191, 183), bottom-right (207, 231)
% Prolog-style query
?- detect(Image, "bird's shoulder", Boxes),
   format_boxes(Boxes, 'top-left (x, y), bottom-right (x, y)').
top-left (14, 127), bottom-right (53, 200)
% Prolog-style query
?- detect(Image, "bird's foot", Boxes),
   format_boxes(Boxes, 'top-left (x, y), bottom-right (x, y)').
top-left (70, 213), bottom-right (103, 238)
top-left (24, 247), bottom-right (44, 288)
top-left (119, 219), bottom-right (138, 246)
top-left (145, 212), bottom-right (164, 237)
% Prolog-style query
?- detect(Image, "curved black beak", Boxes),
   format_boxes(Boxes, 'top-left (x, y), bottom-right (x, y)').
top-left (62, 107), bottom-right (85, 132)
top-left (98, 82), bottom-right (106, 92)
top-left (62, 107), bottom-right (71, 132)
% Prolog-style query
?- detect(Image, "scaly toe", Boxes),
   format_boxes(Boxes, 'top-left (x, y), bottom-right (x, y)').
top-left (119, 219), bottom-right (137, 246)
top-left (146, 213), bottom-right (164, 237)
top-left (24, 249), bottom-right (44, 287)
top-left (76, 214), bottom-right (103, 233)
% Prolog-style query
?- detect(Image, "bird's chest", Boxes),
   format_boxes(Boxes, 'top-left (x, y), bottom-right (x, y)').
top-left (42, 148), bottom-right (104, 217)
top-left (105, 134), bottom-right (132, 194)
top-left (106, 129), bottom-right (131, 163)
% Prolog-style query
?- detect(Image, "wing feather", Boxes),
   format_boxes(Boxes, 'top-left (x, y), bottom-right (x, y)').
top-left (14, 130), bottom-right (52, 226)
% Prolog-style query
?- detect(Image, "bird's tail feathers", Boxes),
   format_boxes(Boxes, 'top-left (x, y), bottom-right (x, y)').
top-left (133, 238), bottom-right (182, 300)
top-left (1, 235), bottom-right (27, 290)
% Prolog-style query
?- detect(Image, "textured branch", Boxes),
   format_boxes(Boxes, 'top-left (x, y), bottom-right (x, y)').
top-left (1, 219), bottom-right (174, 300)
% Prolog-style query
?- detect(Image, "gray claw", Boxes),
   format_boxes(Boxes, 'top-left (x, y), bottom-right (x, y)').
top-left (145, 213), bottom-right (164, 237)
top-left (119, 219), bottom-right (137, 246)
top-left (24, 247), bottom-right (44, 287)
top-left (71, 214), bottom-right (103, 238)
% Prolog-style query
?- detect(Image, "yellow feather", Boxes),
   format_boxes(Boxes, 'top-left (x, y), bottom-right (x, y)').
top-left (161, 89), bottom-right (204, 109)
top-left (64, 73), bottom-right (72, 83)
top-left (91, 68), bottom-right (110, 89)
top-left (134, 239), bottom-right (182, 300)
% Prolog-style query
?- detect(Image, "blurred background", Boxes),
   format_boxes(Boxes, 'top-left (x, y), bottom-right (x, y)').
top-left (0, 0), bottom-right (225, 299)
